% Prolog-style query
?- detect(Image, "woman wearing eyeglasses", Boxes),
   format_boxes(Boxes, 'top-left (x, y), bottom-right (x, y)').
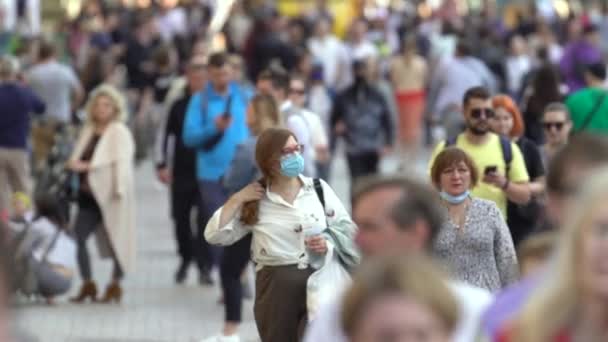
top-left (205, 128), bottom-right (360, 342)
top-left (490, 95), bottom-right (546, 247)
top-left (541, 103), bottom-right (573, 167)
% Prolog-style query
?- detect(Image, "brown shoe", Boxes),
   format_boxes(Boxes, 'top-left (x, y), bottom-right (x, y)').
top-left (99, 282), bottom-right (122, 304)
top-left (70, 281), bottom-right (97, 303)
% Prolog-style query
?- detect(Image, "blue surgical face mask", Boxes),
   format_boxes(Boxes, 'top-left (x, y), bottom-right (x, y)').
top-left (439, 190), bottom-right (470, 204)
top-left (280, 153), bottom-right (305, 178)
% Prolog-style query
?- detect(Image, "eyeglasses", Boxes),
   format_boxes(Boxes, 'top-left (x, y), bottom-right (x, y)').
top-left (281, 144), bottom-right (304, 155)
top-left (543, 121), bottom-right (565, 131)
top-left (470, 108), bottom-right (495, 119)
top-left (290, 88), bottom-right (306, 95)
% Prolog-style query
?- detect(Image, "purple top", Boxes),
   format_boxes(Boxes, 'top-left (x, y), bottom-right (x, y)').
top-left (559, 40), bottom-right (602, 93)
top-left (481, 273), bottom-right (541, 339)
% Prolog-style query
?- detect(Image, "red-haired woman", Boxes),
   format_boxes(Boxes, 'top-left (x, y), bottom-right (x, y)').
top-left (205, 128), bottom-right (359, 342)
top-left (490, 95), bottom-right (545, 246)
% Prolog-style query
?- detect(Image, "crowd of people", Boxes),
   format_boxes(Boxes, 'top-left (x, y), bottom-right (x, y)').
top-left (1, 0), bottom-right (608, 341)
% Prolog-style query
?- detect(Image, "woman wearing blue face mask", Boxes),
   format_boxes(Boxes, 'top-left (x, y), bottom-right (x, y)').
top-left (205, 128), bottom-right (359, 342)
top-left (430, 147), bottom-right (518, 292)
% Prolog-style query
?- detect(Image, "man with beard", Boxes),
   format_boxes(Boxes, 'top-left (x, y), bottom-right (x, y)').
top-left (428, 87), bottom-right (531, 217)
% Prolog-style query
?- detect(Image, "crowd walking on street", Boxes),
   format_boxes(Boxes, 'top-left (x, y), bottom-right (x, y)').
top-left (3, 1), bottom-right (608, 342)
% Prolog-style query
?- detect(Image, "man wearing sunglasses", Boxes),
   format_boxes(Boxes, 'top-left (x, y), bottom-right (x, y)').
top-left (429, 86), bottom-right (531, 218)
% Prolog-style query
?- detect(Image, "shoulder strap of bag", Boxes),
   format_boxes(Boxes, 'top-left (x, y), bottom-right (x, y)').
top-left (445, 135), bottom-right (458, 147)
top-left (499, 135), bottom-right (513, 178)
top-left (41, 230), bottom-right (61, 263)
top-left (579, 91), bottom-right (607, 132)
top-left (313, 178), bottom-right (326, 209)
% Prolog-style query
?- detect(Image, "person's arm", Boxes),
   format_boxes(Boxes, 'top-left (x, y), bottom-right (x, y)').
top-left (320, 179), bottom-right (361, 268)
top-left (67, 68), bottom-right (84, 112)
top-left (182, 92), bottom-right (218, 148)
top-left (155, 99), bottom-right (180, 183)
top-left (25, 87), bottom-right (45, 115)
top-left (484, 144), bottom-right (531, 204)
top-left (491, 203), bottom-right (519, 287)
top-left (378, 92), bottom-right (395, 148)
top-left (112, 125), bottom-right (135, 198)
top-left (205, 183), bottom-right (264, 245)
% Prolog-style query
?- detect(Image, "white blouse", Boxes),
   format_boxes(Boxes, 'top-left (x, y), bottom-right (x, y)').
top-left (30, 218), bottom-right (77, 270)
top-left (205, 176), bottom-right (355, 271)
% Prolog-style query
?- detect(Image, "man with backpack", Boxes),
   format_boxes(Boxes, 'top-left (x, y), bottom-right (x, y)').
top-left (428, 87), bottom-right (531, 217)
top-left (182, 52), bottom-right (250, 282)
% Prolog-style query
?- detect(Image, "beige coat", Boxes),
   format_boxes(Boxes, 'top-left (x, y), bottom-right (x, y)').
top-left (70, 122), bottom-right (137, 272)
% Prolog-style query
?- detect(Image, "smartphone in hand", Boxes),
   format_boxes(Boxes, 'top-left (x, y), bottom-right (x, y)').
top-left (484, 165), bottom-right (498, 175)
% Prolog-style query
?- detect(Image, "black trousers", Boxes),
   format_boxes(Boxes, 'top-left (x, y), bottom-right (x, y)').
top-left (171, 184), bottom-right (207, 272)
top-left (220, 234), bottom-right (252, 322)
top-left (74, 205), bottom-right (123, 281)
top-left (347, 151), bottom-right (380, 186)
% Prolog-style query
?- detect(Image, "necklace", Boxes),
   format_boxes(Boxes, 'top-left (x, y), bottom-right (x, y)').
top-left (444, 199), bottom-right (470, 232)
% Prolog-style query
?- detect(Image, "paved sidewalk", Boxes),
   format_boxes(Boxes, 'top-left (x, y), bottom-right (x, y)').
top-left (14, 150), bottom-right (428, 342)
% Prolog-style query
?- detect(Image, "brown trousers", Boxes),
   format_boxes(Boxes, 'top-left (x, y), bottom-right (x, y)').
top-left (31, 120), bottom-right (62, 172)
top-left (0, 148), bottom-right (30, 213)
top-left (254, 265), bottom-right (314, 342)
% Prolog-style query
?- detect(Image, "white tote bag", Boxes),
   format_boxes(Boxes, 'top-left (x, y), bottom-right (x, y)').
top-left (306, 244), bottom-right (352, 321)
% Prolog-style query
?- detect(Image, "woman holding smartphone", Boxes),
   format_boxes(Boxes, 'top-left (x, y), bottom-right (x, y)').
top-left (205, 128), bottom-right (359, 342)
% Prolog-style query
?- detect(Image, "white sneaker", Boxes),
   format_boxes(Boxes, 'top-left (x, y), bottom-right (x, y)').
top-left (199, 334), bottom-right (241, 342)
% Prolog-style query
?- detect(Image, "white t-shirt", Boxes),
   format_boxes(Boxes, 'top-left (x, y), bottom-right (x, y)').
top-left (29, 218), bottom-right (77, 270)
top-left (303, 280), bottom-right (493, 342)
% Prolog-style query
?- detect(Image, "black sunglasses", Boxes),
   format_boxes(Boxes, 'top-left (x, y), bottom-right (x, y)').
top-left (470, 108), bottom-right (495, 119)
top-left (543, 121), bottom-right (565, 131)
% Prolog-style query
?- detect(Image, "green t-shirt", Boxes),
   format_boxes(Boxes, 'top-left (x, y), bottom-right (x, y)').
top-left (566, 87), bottom-right (608, 134)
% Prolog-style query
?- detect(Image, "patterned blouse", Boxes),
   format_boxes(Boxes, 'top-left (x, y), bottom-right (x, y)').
top-left (433, 197), bottom-right (519, 292)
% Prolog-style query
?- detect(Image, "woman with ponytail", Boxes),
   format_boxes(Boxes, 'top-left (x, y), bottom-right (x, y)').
top-left (205, 128), bottom-right (359, 342)
top-left (202, 94), bottom-right (281, 342)
top-left (430, 147), bottom-right (518, 292)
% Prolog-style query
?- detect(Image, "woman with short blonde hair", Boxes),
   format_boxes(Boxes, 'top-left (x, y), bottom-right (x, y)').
top-left (68, 84), bottom-right (136, 304)
top-left (500, 167), bottom-right (608, 341)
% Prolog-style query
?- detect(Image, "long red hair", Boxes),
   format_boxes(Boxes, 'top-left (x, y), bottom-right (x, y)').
top-left (492, 95), bottom-right (525, 138)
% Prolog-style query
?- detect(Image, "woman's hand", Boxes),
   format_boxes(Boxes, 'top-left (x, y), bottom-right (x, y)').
top-left (67, 160), bottom-right (90, 173)
top-left (306, 235), bottom-right (328, 255)
top-left (234, 182), bottom-right (265, 204)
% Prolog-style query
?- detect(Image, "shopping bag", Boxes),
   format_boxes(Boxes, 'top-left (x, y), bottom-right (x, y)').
top-left (306, 243), bottom-right (352, 320)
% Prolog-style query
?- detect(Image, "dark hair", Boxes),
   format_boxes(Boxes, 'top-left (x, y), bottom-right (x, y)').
top-left (270, 68), bottom-right (290, 93)
top-left (352, 175), bottom-right (445, 250)
top-left (431, 147), bottom-right (479, 189)
top-left (456, 40), bottom-right (472, 57)
top-left (240, 128), bottom-right (296, 225)
top-left (546, 134), bottom-right (608, 194)
top-left (463, 86), bottom-right (490, 108)
top-left (34, 195), bottom-right (67, 229)
top-left (526, 65), bottom-right (562, 118)
top-left (208, 52), bottom-right (229, 68)
top-left (38, 41), bottom-right (56, 60)
top-left (585, 63), bottom-right (607, 81)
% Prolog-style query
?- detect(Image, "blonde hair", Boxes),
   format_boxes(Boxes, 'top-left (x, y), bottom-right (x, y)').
top-left (513, 167), bottom-right (608, 341)
top-left (12, 192), bottom-right (31, 209)
top-left (249, 94), bottom-right (281, 136)
top-left (85, 84), bottom-right (129, 124)
top-left (342, 255), bottom-right (459, 339)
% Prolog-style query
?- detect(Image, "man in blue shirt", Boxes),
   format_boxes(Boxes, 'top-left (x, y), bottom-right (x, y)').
top-left (183, 52), bottom-right (250, 279)
top-left (0, 56), bottom-right (45, 214)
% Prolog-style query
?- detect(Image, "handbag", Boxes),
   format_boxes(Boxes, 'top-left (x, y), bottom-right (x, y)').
top-left (200, 92), bottom-right (233, 151)
top-left (306, 243), bottom-right (352, 321)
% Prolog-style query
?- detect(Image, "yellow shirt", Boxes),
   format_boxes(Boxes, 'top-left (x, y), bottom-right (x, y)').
top-left (429, 133), bottom-right (530, 217)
